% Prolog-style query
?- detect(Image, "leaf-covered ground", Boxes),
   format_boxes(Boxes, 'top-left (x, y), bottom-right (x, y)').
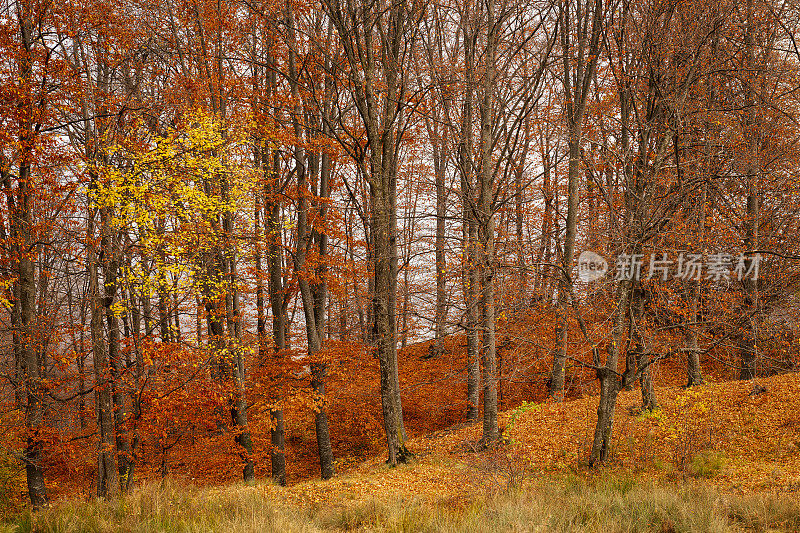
top-left (255, 371), bottom-right (800, 510)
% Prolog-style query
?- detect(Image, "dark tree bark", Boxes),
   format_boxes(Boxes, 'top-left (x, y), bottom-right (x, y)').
top-left (310, 107), bottom-right (336, 481)
top-left (5, 5), bottom-right (50, 507)
top-left (320, 0), bottom-right (420, 466)
top-left (419, 8), bottom-right (452, 358)
top-left (285, 7), bottom-right (336, 478)
top-left (478, 0), bottom-right (499, 444)
top-left (628, 284), bottom-right (657, 411)
top-left (590, 0), bottom-right (710, 464)
top-left (15, 151), bottom-right (49, 507)
top-left (88, 186), bottom-right (120, 499)
top-left (458, 6), bottom-right (481, 422)
top-left (266, 153), bottom-right (287, 486)
top-left (100, 206), bottom-right (132, 487)
top-left (738, 0), bottom-right (760, 381)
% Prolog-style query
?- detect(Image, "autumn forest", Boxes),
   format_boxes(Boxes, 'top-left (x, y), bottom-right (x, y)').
top-left (2, 0), bottom-right (800, 525)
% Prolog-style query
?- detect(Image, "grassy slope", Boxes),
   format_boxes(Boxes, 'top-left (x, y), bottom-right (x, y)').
top-left (5, 372), bottom-right (800, 532)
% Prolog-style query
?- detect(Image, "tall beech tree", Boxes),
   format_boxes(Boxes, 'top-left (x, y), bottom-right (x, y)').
top-left (319, 0), bottom-right (425, 465)
top-left (283, 3), bottom-right (336, 479)
top-left (0, 0), bottom-right (65, 506)
top-left (452, 0), bottom-right (554, 441)
top-left (549, 0), bottom-right (605, 401)
top-left (589, 0), bottom-right (721, 465)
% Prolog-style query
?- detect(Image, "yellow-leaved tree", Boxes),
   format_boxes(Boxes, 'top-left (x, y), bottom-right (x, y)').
top-left (92, 109), bottom-right (259, 481)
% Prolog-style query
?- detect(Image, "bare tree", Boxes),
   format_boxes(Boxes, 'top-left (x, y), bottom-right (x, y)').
top-left (320, 0), bottom-right (424, 465)
top-left (549, 0), bottom-right (605, 400)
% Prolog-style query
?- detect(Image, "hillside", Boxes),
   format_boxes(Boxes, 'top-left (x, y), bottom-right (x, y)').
top-left (2, 307), bottom-right (793, 508)
top-left (5, 371), bottom-right (800, 531)
top-left (262, 371), bottom-right (800, 504)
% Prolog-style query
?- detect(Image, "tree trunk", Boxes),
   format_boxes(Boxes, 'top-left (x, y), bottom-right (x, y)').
top-left (460, 12), bottom-right (481, 422)
top-left (225, 236), bottom-right (254, 481)
top-left (590, 280), bottom-right (629, 465)
top-left (685, 183), bottom-right (706, 387)
top-left (12, 9), bottom-right (49, 507)
top-left (88, 195), bottom-right (119, 499)
top-left (629, 284), bottom-right (657, 410)
top-left (550, 0), bottom-right (604, 400)
top-left (156, 218), bottom-right (171, 344)
top-left (125, 242), bottom-right (143, 491)
top-left (373, 189), bottom-right (404, 464)
top-left (514, 122), bottom-right (529, 310)
top-left (434, 139), bottom-right (447, 355)
top-left (478, 0), bottom-right (499, 444)
top-left (101, 207), bottom-right (131, 488)
top-left (266, 159), bottom-right (287, 485)
top-left (320, 0), bottom-right (413, 465)
top-left (739, 0), bottom-right (760, 380)
top-left (285, 15), bottom-right (336, 476)
top-left (311, 126), bottom-right (336, 480)
top-left (18, 171), bottom-right (48, 507)
top-left (534, 144), bottom-right (553, 302)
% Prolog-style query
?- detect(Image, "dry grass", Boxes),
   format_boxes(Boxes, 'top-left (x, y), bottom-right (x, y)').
top-left (3, 474), bottom-right (800, 532)
top-left (313, 476), bottom-right (800, 533)
top-left (2, 479), bottom-right (315, 533)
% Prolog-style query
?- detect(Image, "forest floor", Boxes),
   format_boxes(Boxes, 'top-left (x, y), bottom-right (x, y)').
top-left (4, 371), bottom-right (800, 532)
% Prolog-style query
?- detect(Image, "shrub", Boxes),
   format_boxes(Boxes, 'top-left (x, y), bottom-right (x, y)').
top-left (688, 450), bottom-right (726, 479)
